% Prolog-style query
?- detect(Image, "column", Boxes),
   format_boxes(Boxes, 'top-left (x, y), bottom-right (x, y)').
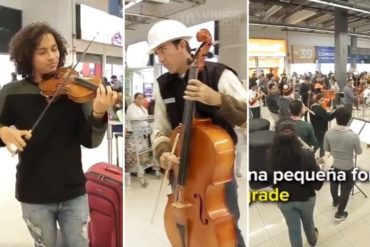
top-left (334, 7), bottom-right (348, 90)
top-left (102, 54), bottom-right (107, 77)
top-left (350, 36), bottom-right (357, 71)
top-left (219, 15), bottom-right (247, 81)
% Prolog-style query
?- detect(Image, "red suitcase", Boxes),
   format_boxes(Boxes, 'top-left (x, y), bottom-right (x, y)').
top-left (86, 162), bottom-right (123, 247)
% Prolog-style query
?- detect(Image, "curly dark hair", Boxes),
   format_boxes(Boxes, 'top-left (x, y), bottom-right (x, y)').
top-left (9, 22), bottom-right (68, 79)
top-left (270, 118), bottom-right (303, 172)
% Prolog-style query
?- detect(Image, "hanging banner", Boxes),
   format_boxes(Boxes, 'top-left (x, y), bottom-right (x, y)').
top-left (316, 46), bottom-right (335, 63)
top-left (292, 45), bottom-right (315, 63)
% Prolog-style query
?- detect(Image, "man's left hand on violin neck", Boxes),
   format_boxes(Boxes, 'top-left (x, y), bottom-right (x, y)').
top-left (92, 84), bottom-right (118, 119)
top-left (183, 79), bottom-right (221, 106)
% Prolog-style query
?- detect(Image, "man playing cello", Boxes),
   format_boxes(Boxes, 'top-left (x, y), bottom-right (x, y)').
top-left (148, 20), bottom-right (247, 246)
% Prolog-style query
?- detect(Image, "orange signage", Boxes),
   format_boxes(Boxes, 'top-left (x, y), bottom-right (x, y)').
top-left (249, 39), bottom-right (287, 57)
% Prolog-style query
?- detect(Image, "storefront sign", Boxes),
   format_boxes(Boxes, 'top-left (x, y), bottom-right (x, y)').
top-left (143, 83), bottom-right (154, 99)
top-left (76, 4), bottom-right (123, 46)
top-left (126, 41), bottom-right (150, 68)
top-left (349, 46), bottom-right (370, 56)
top-left (316, 46), bottom-right (335, 63)
top-left (292, 45), bottom-right (315, 63)
top-left (249, 39), bottom-right (287, 57)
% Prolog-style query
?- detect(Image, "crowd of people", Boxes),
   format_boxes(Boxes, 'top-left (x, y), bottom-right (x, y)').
top-left (249, 70), bottom-right (368, 247)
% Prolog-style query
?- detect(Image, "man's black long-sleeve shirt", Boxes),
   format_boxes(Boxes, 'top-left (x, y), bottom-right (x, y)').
top-left (0, 79), bottom-right (108, 203)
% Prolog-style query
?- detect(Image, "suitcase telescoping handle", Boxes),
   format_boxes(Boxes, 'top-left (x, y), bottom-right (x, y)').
top-left (105, 166), bottom-right (121, 175)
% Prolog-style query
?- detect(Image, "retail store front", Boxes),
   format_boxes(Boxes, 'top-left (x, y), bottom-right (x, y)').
top-left (249, 38), bottom-right (286, 76)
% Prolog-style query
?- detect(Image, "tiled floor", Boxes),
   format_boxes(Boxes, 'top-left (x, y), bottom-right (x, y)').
top-left (250, 105), bottom-right (370, 247)
top-left (0, 131), bottom-right (121, 246)
top-left (125, 146), bottom-right (248, 246)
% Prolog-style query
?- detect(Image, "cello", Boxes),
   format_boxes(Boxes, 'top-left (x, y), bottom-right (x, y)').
top-left (164, 29), bottom-right (237, 247)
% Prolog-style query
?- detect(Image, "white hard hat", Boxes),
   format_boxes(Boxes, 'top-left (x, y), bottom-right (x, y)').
top-left (147, 20), bottom-right (193, 54)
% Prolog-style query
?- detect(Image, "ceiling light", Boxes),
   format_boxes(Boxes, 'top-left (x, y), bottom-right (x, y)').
top-left (250, 22), bottom-right (331, 33)
top-left (308, 0), bottom-right (370, 15)
top-left (125, 0), bottom-right (143, 10)
top-left (348, 32), bottom-right (370, 39)
top-left (250, 22), bottom-right (370, 39)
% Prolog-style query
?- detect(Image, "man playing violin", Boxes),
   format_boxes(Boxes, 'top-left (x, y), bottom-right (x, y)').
top-left (0, 22), bottom-right (117, 246)
top-left (343, 78), bottom-right (358, 115)
top-left (148, 20), bottom-right (247, 247)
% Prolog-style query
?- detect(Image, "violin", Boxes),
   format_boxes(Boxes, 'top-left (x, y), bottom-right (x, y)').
top-left (321, 89), bottom-right (335, 110)
top-left (355, 81), bottom-right (367, 104)
top-left (249, 90), bottom-right (265, 106)
top-left (39, 67), bottom-right (102, 103)
top-left (164, 29), bottom-right (237, 247)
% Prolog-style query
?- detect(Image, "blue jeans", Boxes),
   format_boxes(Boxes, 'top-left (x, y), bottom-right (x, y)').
top-left (277, 196), bottom-right (316, 247)
top-left (21, 194), bottom-right (89, 247)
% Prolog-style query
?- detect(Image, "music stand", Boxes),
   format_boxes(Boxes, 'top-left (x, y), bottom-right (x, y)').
top-left (350, 118), bottom-right (365, 136)
top-left (359, 122), bottom-right (370, 144)
top-left (349, 118), bottom-right (367, 198)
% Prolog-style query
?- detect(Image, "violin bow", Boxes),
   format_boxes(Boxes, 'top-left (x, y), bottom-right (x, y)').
top-left (30, 32), bottom-right (100, 132)
top-left (151, 133), bottom-right (180, 224)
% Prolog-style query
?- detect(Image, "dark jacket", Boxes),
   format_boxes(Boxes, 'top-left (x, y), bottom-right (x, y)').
top-left (273, 149), bottom-right (323, 201)
top-left (266, 93), bottom-right (280, 114)
top-left (309, 103), bottom-right (335, 141)
top-left (0, 79), bottom-right (107, 203)
top-left (299, 83), bottom-right (311, 106)
top-left (278, 97), bottom-right (292, 117)
top-left (157, 61), bottom-right (238, 143)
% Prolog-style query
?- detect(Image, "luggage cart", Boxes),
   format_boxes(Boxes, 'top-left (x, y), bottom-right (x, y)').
top-left (107, 120), bottom-right (123, 166)
top-left (114, 132), bottom-right (123, 167)
top-left (125, 116), bottom-right (159, 187)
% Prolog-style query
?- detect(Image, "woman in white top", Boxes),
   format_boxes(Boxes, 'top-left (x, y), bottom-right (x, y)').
top-left (126, 93), bottom-right (148, 121)
top-left (329, 77), bottom-right (340, 92)
top-left (248, 81), bottom-right (262, 118)
top-left (125, 93), bottom-right (152, 174)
